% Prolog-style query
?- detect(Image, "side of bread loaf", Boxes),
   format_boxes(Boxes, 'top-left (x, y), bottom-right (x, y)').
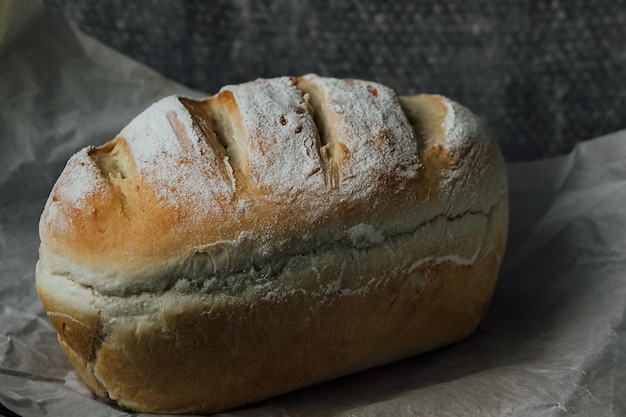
top-left (36, 74), bottom-right (508, 414)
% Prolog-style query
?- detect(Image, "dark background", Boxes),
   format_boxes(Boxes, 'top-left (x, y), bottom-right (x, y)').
top-left (43, 0), bottom-right (625, 162)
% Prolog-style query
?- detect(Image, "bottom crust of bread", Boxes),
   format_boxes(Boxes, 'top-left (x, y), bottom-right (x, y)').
top-left (37, 195), bottom-right (507, 415)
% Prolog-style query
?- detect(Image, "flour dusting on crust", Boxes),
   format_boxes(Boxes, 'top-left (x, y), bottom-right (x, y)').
top-left (119, 96), bottom-right (235, 217)
top-left (441, 97), bottom-right (482, 150)
top-left (301, 74), bottom-right (421, 199)
top-left (42, 148), bottom-right (108, 235)
top-left (219, 77), bottom-right (325, 197)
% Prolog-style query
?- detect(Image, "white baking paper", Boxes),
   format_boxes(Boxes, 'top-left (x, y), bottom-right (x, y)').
top-left (1, 1), bottom-right (625, 416)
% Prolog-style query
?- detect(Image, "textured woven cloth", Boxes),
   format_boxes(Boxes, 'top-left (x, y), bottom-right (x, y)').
top-left (44, 0), bottom-right (625, 161)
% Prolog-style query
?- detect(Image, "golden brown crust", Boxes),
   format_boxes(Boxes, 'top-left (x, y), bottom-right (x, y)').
top-left (36, 74), bottom-right (508, 414)
top-left (57, 338), bottom-right (109, 399)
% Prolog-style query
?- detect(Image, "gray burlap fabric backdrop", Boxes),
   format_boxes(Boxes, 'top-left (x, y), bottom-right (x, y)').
top-left (44, 0), bottom-right (625, 162)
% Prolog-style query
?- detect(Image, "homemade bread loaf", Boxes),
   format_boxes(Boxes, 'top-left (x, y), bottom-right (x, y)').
top-left (36, 74), bottom-right (508, 414)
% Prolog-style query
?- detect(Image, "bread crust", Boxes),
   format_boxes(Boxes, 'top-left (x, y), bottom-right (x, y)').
top-left (36, 74), bottom-right (508, 414)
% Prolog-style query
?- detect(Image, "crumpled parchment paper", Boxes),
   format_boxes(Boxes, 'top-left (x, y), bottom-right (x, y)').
top-left (1, 1), bottom-right (624, 416)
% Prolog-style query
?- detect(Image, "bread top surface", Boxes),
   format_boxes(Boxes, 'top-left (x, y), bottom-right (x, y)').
top-left (39, 74), bottom-right (506, 295)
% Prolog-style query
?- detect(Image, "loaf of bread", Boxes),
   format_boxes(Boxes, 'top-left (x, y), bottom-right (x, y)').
top-left (36, 74), bottom-right (508, 414)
